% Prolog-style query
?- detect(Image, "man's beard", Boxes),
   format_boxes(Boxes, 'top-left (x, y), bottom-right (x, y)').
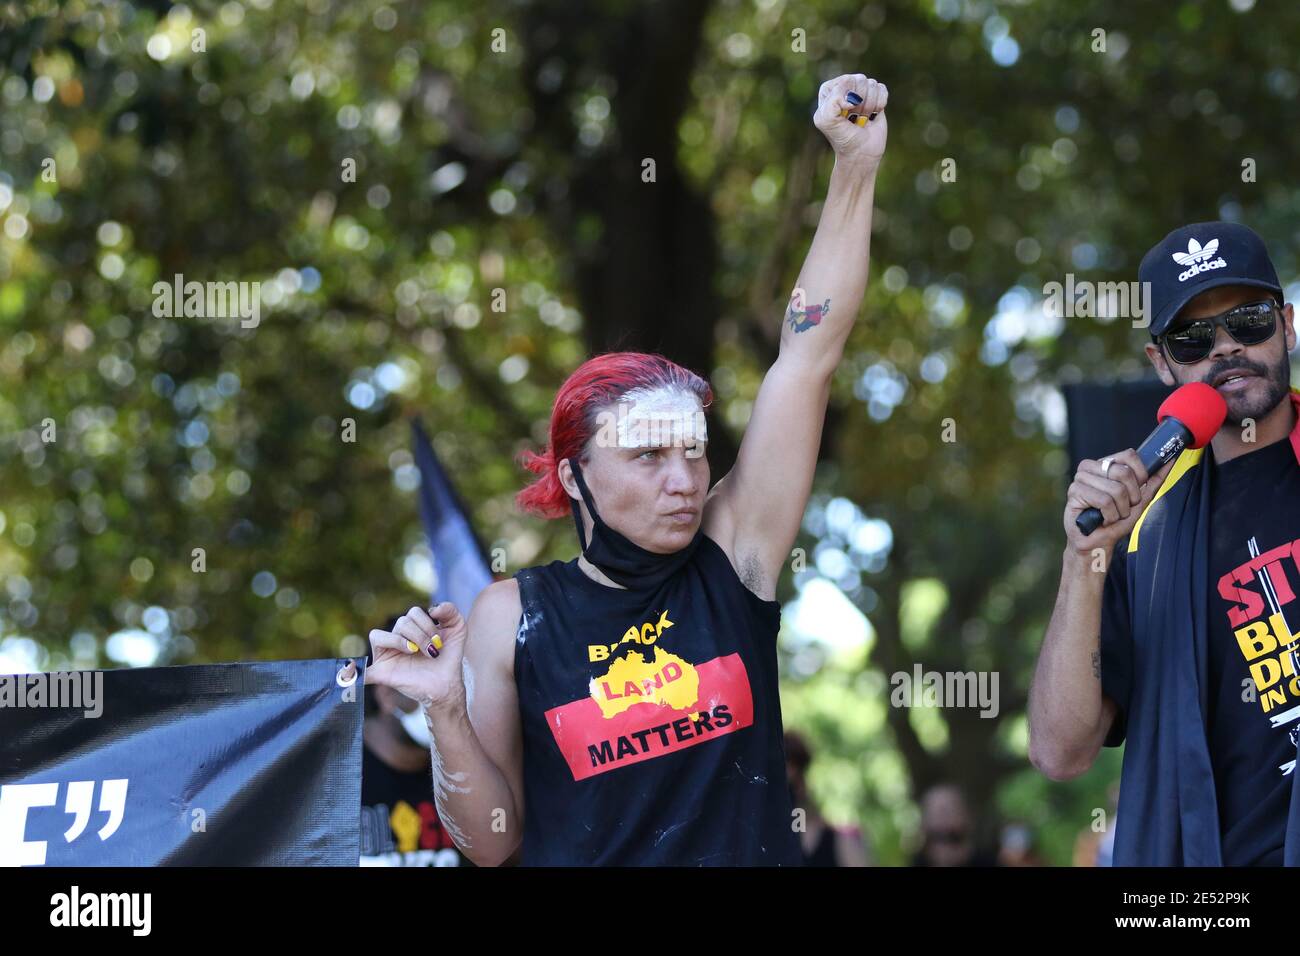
top-left (1192, 348), bottom-right (1292, 426)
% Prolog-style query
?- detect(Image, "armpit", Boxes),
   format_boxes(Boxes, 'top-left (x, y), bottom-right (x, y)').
top-left (737, 549), bottom-right (771, 599)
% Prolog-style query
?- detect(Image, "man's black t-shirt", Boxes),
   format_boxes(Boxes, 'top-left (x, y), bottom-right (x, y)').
top-left (1100, 542), bottom-right (1133, 749)
top-left (1100, 435), bottom-right (1300, 866)
top-left (1205, 436), bottom-right (1300, 865)
top-left (360, 745), bottom-right (468, 866)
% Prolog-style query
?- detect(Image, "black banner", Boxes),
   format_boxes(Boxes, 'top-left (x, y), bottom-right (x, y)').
top-left (1063, 378), bottom-right (1172, 476)
top-left (0, 659), bottom-right (363, 866)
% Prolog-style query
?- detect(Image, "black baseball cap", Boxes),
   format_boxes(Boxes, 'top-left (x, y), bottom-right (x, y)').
top-left (1138, 221), bottom-right (1284, 337)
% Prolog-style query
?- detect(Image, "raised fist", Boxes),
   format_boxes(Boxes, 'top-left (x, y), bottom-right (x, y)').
top-left (814, 73), bottom-right (888, 170)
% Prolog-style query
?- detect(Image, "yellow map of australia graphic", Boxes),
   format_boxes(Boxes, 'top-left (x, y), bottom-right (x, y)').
top-left (591, 647), bottom-right (700, 718)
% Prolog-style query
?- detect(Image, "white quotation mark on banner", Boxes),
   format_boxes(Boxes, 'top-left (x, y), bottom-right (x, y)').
top-left (0, 779), bottom-right (129, 866)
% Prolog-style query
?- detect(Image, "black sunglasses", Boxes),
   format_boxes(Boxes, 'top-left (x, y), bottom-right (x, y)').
top-left (1159, 298), bottom-right (1283, 365)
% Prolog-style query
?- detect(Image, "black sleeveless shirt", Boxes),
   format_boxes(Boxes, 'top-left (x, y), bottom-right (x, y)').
top-left (512, 533), bottom-right (802, 865)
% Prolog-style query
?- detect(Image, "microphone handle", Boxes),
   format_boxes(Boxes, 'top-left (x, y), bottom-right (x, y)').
top-left (1075, 417), bottom-right (1193, 537)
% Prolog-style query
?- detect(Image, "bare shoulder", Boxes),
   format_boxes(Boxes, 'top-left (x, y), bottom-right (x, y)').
top-left (702, 481), bottom-right (776, 601)
top-left (467, 578), bottom-right (523, 677)
top-left (472, 577), bottom-right (521, 617)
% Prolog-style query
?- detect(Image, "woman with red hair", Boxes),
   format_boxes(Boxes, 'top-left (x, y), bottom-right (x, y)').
top-left (363, 73), bottom-right (889, 865)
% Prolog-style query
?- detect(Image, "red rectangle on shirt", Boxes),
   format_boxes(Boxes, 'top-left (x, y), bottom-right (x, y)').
top-left (543, 652), bottom-right (754, 781)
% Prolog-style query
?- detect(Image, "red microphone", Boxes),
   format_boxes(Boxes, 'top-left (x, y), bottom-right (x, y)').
top-left (1075, 381), bottom-right (1227, 536)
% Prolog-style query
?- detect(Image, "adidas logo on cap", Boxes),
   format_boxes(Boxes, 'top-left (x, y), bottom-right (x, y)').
top-left (1171, 237), bottom-right (1227, 282)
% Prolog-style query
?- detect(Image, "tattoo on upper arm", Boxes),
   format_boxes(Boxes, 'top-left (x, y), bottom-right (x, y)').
top-left (1091, 650), bottom-right (1101, 680)
top-left (785, 288), bottom-right (830, 333)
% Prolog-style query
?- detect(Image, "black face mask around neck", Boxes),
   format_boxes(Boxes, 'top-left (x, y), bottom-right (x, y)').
top-left (567, 458), bottom-right (702, 590)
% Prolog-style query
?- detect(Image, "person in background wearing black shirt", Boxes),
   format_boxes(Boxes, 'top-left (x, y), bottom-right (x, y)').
top-left (360, 616), bottom-right (469, 867)
top-left (784, 731), bottom-right (871, 866)
top-left (1030, 221), bottom-right (1300, 865)
top-left (910, 784), bottom-right (997, 867)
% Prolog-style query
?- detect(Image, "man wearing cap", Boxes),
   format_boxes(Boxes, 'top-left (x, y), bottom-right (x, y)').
top-left (1029, 221), bottom-right (1300, 866)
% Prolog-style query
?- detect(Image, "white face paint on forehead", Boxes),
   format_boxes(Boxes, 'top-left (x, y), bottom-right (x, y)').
top-left (594, 385), bottom-right (708, 451)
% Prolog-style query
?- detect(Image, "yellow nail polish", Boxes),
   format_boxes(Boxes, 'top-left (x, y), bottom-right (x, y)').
top-left (405, 640), bottom-right (419, 653)
top-left (432, 634), bottom-right (444, 651)
top-left (838, 108), bottom-right (870, 126)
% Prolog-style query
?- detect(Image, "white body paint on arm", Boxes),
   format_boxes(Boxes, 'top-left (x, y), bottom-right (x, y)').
top-left (424, 709), bottom-right (474, 849)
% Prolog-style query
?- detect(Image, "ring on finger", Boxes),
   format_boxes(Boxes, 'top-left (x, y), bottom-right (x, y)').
top-left (1100, 457), bottom-right (1114, 478)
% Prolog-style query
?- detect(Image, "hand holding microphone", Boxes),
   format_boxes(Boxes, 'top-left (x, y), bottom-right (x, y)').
top-left (1065, 382), bottom-right (1227, 553)
top-left (1064, 450), bottom-right (1172, 555)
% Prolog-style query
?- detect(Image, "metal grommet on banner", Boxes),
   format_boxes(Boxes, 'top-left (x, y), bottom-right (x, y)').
top-left (336, 663), bottom-right (358, 688)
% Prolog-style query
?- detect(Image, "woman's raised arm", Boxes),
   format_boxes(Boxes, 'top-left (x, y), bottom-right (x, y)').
top-left (705, 73), bottom-right (888, 597)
